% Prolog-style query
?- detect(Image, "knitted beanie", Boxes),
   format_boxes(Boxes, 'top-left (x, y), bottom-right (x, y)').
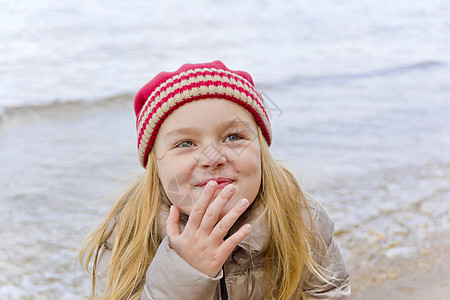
top-left (134, 60), bottom-right (272, 168)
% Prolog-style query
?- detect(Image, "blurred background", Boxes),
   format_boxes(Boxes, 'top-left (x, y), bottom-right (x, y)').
top-left (1, 0), bottom-right (449, 298)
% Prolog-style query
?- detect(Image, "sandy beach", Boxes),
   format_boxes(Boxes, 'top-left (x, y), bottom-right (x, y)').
top-left (349, 230), bottom-right (450, 299)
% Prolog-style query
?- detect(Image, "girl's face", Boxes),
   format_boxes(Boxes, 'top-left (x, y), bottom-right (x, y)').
top-left (154, 98), bottom-right (261, 220)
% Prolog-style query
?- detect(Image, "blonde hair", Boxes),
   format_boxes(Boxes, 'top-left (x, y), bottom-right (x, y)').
top-left (78, 150), bottom-right (168, 299)
top-left (78, 127), bottom-right (327, 299)
top-left (257, 128), bottom-right (328, 299)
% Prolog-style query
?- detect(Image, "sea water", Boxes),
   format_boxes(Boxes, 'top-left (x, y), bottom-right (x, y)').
top-left (1, 0), bottom-right (449, 298)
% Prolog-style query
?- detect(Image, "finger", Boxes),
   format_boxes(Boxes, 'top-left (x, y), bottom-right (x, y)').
top-left (199, 184), bottom-right (237, 234)
top-left (185, 181), bottom-right (217, 230)
top-left (219, 223), bottom-right (252, 255)
top-left (166, 205), bottom-right (181, 243)
top-left (210, 197), bottom-right (249, 240)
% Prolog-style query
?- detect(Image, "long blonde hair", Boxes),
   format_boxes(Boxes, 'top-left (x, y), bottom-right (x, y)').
top-left (78, 127), bottom-right (327, 299)
top-left (257, 130), bottom-right (328, 299)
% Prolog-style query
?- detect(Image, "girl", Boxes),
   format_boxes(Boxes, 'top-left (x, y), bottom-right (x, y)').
top-left (79, 61), bottom-right (352, 299)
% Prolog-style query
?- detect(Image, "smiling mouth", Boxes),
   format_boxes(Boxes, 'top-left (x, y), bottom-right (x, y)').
top-left (196, 177), bottom-right (234, 189)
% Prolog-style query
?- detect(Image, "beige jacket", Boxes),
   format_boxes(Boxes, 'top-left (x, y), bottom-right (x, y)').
top-left (98, 196), bottom-right (352, 299)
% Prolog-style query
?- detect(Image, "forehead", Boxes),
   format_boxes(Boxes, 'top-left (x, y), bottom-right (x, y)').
top-left (158, 98), bottom-right (258, 133)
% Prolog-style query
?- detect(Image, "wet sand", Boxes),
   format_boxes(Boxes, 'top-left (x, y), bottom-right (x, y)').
top-left (349, 230), bottom-right (450, 300)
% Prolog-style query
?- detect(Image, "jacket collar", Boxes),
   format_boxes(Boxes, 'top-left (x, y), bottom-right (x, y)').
top-left (158, 203), bottom-right (270, 254)
top-left (229, 203), bottom-right (269, 253)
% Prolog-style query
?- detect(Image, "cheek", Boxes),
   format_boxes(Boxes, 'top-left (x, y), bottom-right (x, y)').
top-left (237, 147), bottom-right (261, 196)
top-left (239, 162), bottom-right (260, 183)
top-left (156, 160), bottom-right (173, 189)
top-left (156, 156), bottom-right (199, 209)
top-left (239, 145), bottom-right (261, 176)
top-left (158, 155), bottom-right (195, 181)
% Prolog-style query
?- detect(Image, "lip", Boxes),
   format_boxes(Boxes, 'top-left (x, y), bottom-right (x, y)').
top-left (196, 177), bottom-right (234, 188)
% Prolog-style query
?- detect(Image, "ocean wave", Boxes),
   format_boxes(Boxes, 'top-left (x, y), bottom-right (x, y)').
top-left (259, 61), bottom-right (447, 88)
top-left (0, 93), bottom-right (134, 122)
top-left (0, 60), bottom-right (445, 121)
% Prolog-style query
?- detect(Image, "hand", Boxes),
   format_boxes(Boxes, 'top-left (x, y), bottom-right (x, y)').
top-left (166, 181), bottom-right (252, 278)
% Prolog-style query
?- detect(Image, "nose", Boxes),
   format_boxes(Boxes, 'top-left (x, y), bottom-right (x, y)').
top-left (197, 142), bottom-right (227, 169)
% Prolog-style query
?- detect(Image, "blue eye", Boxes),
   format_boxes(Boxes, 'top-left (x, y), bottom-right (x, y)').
top-left (224, 134), bottom-right (242, 142)
top-left (176, 140), bottom-right (196, 148)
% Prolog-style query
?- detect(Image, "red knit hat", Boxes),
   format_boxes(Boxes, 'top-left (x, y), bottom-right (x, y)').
top-left (134, 60), bottom-right (272, 168)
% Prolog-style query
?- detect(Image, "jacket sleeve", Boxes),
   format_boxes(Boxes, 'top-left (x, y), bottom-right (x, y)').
top-left (140, 235), bottom-right (221, 300)
top-left (302, 199), bottom-right (353, 299)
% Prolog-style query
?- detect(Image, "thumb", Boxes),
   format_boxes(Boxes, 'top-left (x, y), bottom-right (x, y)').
top-left (166, 205), bottom-right (181, 242)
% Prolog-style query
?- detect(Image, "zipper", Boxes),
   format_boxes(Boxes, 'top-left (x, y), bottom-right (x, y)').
top-left (220, 232), bottom-right (230, 300)
top-left (220, 264), bottom-right (228, 300)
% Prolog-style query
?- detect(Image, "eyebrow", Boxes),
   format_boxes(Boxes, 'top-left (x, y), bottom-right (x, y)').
top-left (165, 127), bottom-right (202, 138)
top-left (164, 119), bottom-right (252, 138)
top-left (221, 119), bottom-right (252, 131)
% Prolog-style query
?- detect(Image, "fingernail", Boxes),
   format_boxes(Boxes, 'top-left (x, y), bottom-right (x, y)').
top-left (244, 224), bottom-right (252, 231)
top-left (240, 198), bottom-right (249, 207)
top-left (207, 181), bottom-right (217, 188)
top-left (226, 184), bottom-right (235, 193)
